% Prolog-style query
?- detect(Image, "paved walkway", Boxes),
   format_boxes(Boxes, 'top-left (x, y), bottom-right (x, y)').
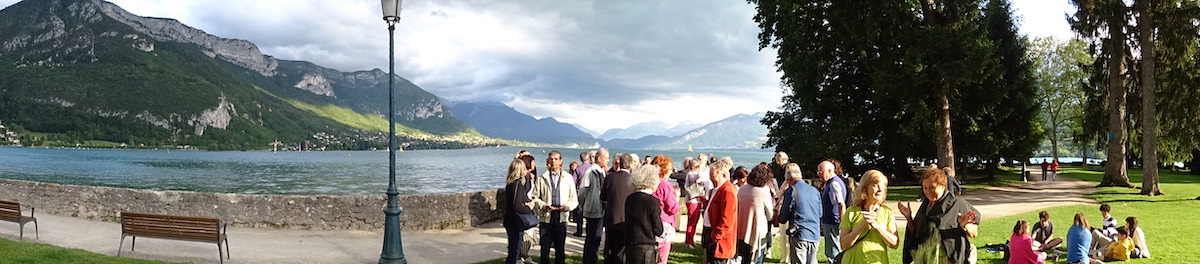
top-left (0, 177), bottom-right (1096, 264)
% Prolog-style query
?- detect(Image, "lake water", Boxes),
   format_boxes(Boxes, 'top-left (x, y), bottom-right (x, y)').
top-left (0, 146), bottom-right (774, 195)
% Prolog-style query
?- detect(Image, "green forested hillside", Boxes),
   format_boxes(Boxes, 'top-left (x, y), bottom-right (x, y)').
top-left (0, 0), bottom-right (489, 150)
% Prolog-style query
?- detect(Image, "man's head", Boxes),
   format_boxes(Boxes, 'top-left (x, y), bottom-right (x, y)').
top-left (1099, 203), bottom-right (1111, 216)
top-left (775, 151), bottom-right (789, 165)
top-left (1116, 226), bottom-right (1129, 239)
top-left (618, 153), bottom-right (636, 170)
top-left (709, 157), bottom-right (732, 186)
top-left (595, 148), bottom-right (610, 169)
top-left (547, 150), bottom-right (563, 172)
top-left (580, 151), bottom-right (590, 163)
top-left (1039, 211), bottom-right (1050, 222)
top-left (785, 163), bottom-right (802, 181)
top-left (817, 161), bottom-right (836, 181)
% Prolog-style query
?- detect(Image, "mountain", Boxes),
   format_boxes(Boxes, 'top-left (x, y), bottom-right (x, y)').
top-left (446, 101), bottom-right (596, 146)
top-left (570, 123), bottom-right (602, 138)
top-left (0, 0), bottom-right (483, 150)
top-left (598, 120), bottom-right (705, 141)
top-left (603, 113), bottom-right (768, 150)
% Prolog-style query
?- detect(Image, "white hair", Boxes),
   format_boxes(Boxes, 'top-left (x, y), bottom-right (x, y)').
top-left (631, 166), bottom-right (661, 190)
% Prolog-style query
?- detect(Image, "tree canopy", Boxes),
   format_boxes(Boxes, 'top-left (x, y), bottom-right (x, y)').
top-left (751, 0), bottom-right (1040, 179)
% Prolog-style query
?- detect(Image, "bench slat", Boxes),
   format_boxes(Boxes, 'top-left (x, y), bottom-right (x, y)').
top-left (120, 212), bottom-right (223, 242)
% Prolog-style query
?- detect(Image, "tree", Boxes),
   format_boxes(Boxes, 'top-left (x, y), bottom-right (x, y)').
top-left (1070, 0), bottom-right (1135, 187)
top-left (1135, 0), bottom-right (1162, 195)
top-left (751, 0), bottom-right (1035, 179)
top-left (1030, 37), bottom-right (1093, 166)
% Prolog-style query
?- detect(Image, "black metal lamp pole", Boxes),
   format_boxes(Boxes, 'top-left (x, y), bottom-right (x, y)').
top-left (379, 0), bottom-right (406, 263)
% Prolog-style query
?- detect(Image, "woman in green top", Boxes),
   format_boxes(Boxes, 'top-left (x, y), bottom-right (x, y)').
top-left (839, 170), bottom-right (900, 264)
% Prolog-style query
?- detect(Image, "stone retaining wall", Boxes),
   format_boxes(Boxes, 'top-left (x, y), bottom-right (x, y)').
top-left (0, 178), bottom-right (506, 231)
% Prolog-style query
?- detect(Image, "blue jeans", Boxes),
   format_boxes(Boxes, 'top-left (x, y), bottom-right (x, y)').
top-left (582, 217), bottom-right (603, 264)
top-left (821, 223), bottom-right (841, 261)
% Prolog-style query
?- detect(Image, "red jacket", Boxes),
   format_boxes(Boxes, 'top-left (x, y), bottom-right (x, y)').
top-left (708, 181), bottom-right (739, 259)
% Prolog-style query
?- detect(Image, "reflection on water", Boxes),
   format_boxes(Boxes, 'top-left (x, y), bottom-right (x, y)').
top-left (0, 146), bottom-right (774, 195)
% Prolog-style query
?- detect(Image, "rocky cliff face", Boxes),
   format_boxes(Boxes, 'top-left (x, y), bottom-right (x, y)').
top-left (96, 0), bottom-right (279, 77)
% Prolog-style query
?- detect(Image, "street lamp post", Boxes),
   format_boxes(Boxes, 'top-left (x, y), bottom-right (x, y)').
top-left (379, 0), bottom-right (406, 263)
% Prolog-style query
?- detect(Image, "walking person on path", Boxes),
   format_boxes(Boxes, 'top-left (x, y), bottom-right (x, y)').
top-left (817, 160), bottom-right (847, 261)
top-left (530, 151), bottom-right (578, 264)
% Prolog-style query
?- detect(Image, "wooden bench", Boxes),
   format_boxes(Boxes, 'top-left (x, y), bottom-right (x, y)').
top-left (118, 212), bottom-right (229, 263)
top-left (0, 200), bottom-right (37, 240)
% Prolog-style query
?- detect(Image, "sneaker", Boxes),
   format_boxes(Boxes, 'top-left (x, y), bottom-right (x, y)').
top-left (522, 259), bottom-right (538, 264)
top-left (573, 232), bottom-right (584, 237)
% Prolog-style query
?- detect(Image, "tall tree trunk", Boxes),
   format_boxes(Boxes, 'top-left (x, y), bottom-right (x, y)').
top-left (1137, 0), bottom-right (1162, 195)
top-left (921, 0), bottom-right (956, 177)
top-left (1051, 113), bottom-right (1060, 164)
top-left (1101, 3), bottom-right (1135, 188)
top-left (936, 83), bottom-right (956, 176)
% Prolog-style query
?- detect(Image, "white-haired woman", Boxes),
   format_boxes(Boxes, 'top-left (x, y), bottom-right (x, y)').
top-left (625, 166), bottom-right (665, 264)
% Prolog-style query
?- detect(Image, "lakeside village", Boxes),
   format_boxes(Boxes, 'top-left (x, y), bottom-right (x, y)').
top-left (0, 119), bottom-right (528, 151)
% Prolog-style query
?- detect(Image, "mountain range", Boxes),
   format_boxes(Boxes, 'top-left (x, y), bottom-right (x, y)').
top-left (0, 0), bottom-right (770, 151)
top-left (445, 100), bottom-right (597, 146)
top-left (0, 0), bottom-right (485, 150)
top-left (597, 120), bottom-right (704, 141)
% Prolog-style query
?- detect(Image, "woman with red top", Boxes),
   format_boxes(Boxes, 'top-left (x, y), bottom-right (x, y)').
top-left (707, 158), bottom-right (739, 264)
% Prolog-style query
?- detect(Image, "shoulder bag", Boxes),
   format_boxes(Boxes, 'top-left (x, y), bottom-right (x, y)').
top-left (514, 181), bottom-right (540, 230)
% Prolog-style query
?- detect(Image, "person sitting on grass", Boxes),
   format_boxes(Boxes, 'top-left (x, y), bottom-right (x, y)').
top-left (1124, 217), bottom-right (1150, 258)
top-left (1066, 213), bottom-right (1104, 264)
top-left (1032, 211), bottom-right (1064, 251)
top-left (1089, 204), bottom-right (1118, 257)
top-left (1099, 226), bottom-right (1134, 262)
top-left (1009, 220), bottom-right (1046, 264)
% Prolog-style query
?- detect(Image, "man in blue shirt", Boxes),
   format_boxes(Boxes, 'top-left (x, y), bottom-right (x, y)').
top-left (817, 160), bottom-right (846, 261)
top-left (779, 165), bottom-right (822, 264)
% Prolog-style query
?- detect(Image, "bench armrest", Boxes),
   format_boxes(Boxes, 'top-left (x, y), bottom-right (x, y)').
top-left (20, 206), bottom-right (34, 216)
top-left (220, 221), bottom-right (228, 234)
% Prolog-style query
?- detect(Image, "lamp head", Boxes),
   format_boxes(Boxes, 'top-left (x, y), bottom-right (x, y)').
top-left (381, 0), bottom-right (403, 22)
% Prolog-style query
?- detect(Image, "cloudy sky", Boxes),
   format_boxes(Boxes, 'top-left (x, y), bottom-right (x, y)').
top-left (0, 0), bottom-right (1076, 133)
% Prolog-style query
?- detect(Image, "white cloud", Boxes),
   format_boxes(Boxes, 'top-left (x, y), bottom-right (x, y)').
top-left (0, 0), bottom-right (1078, 132)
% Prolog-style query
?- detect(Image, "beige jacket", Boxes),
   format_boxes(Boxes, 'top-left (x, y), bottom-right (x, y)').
top-left (530, 168), bottom-right (579, 223)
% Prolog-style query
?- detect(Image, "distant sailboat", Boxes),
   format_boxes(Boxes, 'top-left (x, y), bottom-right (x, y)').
top-left (687, 144), bottom-right (693, 153)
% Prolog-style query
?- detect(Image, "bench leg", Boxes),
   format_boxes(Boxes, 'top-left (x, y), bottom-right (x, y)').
top-left (217, 242), bottom-right (224, 264)
top-left (33, 218), bottom-right (38, 240)
top-left (118, 235), bottom-right (127, 256)
top-left (18, 222), bottom-right (23, 241)
top-left (225, 238), bottom-right (230, 259)
top-left (132, 237), bottom-right (136, 252)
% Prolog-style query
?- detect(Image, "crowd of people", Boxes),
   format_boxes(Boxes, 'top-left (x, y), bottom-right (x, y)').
top-left (501, 148), bottom-right (1153, 264)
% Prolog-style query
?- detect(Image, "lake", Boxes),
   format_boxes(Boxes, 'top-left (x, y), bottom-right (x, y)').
top-left (0, 146), bottom-right (774, 195)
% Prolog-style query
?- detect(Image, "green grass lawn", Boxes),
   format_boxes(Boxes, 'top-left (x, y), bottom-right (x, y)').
top-left (0, 238), bottom-right (184, 264)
